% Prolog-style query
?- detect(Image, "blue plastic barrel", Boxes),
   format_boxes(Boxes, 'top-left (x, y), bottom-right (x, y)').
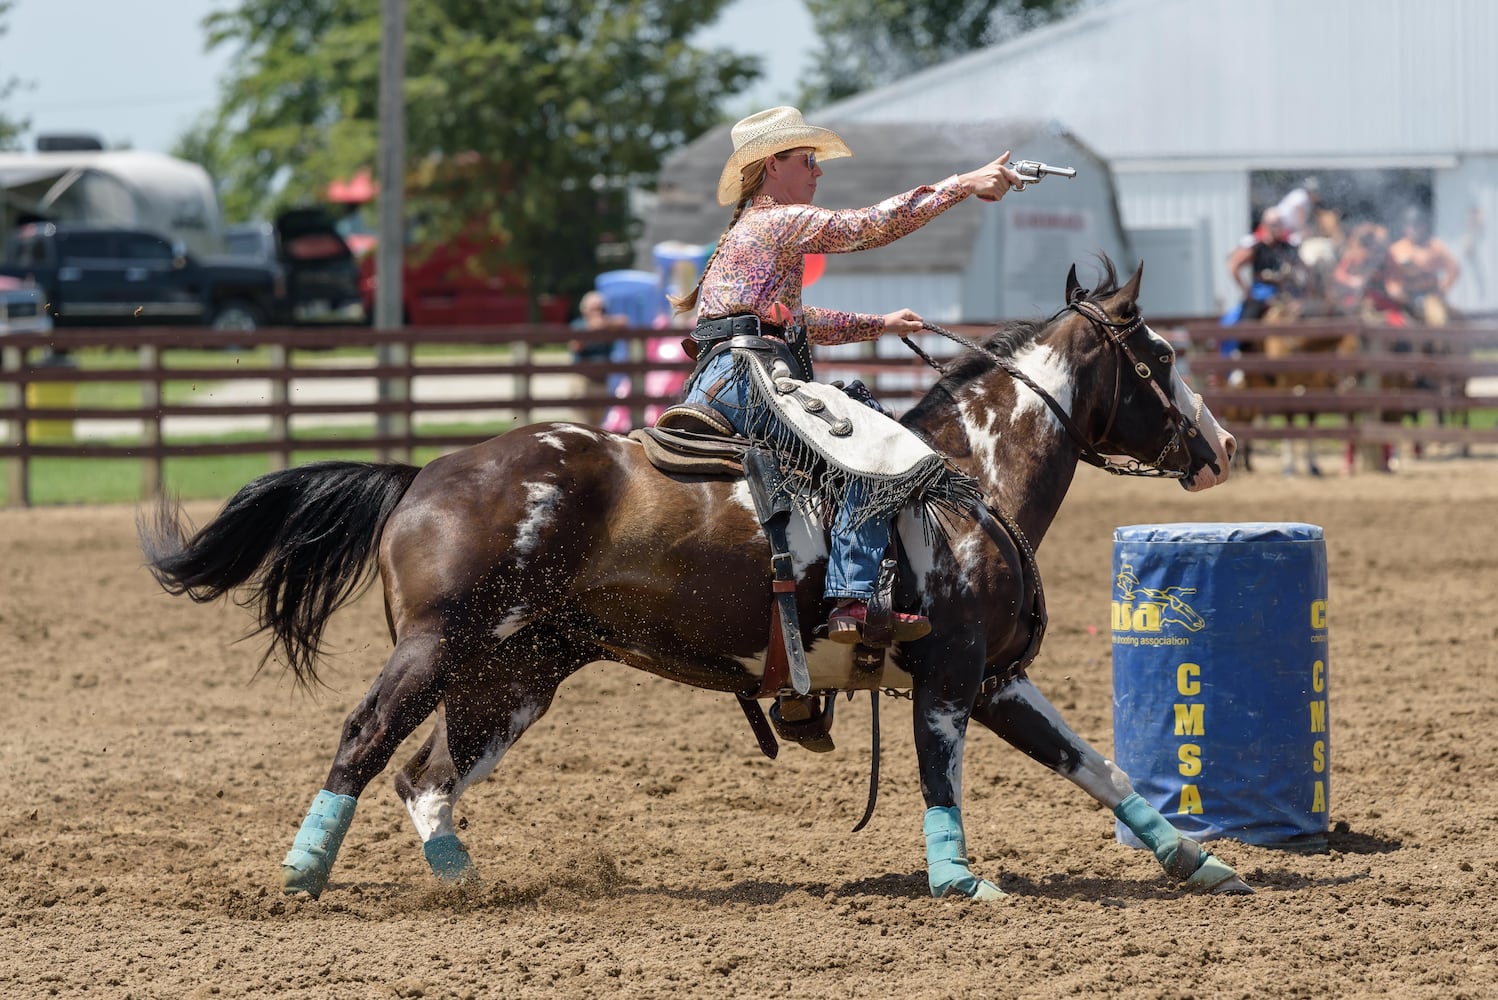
top-left (1111, 522), bottom-right (1330, 851)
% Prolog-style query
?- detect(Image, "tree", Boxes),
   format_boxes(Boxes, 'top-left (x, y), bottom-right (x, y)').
top-left (799, 0), bottom-right (1083, 108)
top-left (0, 1), bottom-right (30, 150)
top-left (189, 0), bottom-right (760, 307)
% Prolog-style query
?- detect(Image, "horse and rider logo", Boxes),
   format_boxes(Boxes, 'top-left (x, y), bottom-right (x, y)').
top-left (1112, 562), bottom-right (1207, 634)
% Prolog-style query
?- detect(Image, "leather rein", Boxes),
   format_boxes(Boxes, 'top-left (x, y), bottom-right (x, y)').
top-left (903, 297), bottom-right (1206, 480)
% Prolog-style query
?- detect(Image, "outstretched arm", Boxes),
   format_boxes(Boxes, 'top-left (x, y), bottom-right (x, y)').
top-left (785, 153), bottom-right (1025, 256)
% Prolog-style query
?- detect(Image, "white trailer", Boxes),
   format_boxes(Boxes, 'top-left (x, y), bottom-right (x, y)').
top-left (0, 149), bottom-right (224, 258)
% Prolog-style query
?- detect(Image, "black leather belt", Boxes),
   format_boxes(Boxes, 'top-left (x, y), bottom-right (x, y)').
top-left (689, 333), bottom-right (801, 379)
top-left (687, 313), bottom-right (813, 385)
top-left (723, 334), bottom-right (786, 353)
top-left (692, 314), bottom-right (785, 343)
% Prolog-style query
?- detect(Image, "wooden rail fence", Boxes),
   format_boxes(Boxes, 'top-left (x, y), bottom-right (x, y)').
top-left (1169, 318), bottom-right (1498, 447)
top-left (3, 317), bottom-right (1496, 505)
top-left (0, 323), bottom-right (948, 507)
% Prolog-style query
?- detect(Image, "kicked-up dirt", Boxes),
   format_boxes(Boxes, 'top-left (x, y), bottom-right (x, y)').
top-left (2, 453), bottom-right (1497, 998)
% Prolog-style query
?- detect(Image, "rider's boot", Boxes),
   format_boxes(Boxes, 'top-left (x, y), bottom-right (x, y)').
top-left (827, 598), bottom-right (931, 645)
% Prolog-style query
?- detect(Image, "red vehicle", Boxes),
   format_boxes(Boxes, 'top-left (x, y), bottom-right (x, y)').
top-left (355, 232), bottom-right (566, 326)
top-left (330, 170), bottom-right (566, 326)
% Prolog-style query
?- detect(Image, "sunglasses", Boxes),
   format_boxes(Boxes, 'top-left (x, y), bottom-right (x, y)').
top-left (777, 150), bottom-right (817, 171)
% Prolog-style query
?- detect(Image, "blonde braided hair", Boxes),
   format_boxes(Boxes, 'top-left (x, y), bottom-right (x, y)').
top-left (669, 159), bottom-right (771, 316)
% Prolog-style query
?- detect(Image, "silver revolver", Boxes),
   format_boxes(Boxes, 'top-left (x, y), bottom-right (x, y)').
top-left (1012, 159), bottom-right (1078, 188)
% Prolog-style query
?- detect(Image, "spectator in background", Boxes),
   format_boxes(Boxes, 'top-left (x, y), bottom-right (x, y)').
top-left (1383, 207), bottom-right (1461, 326)
top-left (1226, 207), bottom-right (1304, 322)
top-left (1332, 222), bottom-right (1397, 320)
top-left (1275, 176), bottom-right (1321, 246)
top-left (637, 258), bottom-right (699, 426)
top-left (569, 290), bottom-right (626, 426)
top-left (1383, 206), bottom-right (1466, 451)
top-left (1297, 207), bottom-right (1346, 313)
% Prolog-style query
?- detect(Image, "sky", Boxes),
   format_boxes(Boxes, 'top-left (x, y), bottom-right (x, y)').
top-left (0, 0), bottom-right (817, 156)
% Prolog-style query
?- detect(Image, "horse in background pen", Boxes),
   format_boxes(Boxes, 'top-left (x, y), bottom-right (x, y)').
top-left (1257, 298), bottom-right (1362, 477)
top-left (1220, 212), bottom-right (1362, 476)
top-left (139, 260), bottom-right (1249, 904)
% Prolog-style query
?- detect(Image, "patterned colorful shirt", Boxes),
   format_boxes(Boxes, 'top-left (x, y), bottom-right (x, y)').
top-left (696, 176), bottom-right (971, 345)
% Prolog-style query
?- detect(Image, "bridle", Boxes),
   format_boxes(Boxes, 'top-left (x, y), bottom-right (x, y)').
top-left (851, 293), bottom-right (1212, 807)
top-left (851, 294), bottom-right (1218, 820)
top-left (904, 294), bottom-right (1209, 480)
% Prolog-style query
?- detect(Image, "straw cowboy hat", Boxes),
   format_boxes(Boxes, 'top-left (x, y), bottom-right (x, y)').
top-left (715, 106), bottom-right (852, 206)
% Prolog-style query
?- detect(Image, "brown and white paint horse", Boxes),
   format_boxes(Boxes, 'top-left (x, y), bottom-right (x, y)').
top-left (140, 260), bottom-right (1247, 901)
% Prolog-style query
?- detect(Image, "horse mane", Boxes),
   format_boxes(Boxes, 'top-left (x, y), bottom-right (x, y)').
top-left (902, 257), bottom-right (1122, 428)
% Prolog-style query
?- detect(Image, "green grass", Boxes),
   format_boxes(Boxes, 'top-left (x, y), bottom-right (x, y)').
top-left (35, 342), bottom-right (567, 410)
top-left (5, 340), bottom-right (581, 506)
top-left (53, 341), bottom-right (563, 370)
top-left (1463, 408), bottom-right (1498, 430)
top-left (1252, 408), bottom-right (1498, 431)
top-left (3, 421), bottom-right (514, 507)
top-left (11, 340), bottom-right (1493, 504)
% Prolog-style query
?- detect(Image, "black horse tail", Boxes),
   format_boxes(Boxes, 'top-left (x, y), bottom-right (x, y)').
top-left (138, 460), bottom-right (421, 687)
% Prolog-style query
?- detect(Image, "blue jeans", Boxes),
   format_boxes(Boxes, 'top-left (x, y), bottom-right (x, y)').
top-left (684, 351), bottom-right (891, 601)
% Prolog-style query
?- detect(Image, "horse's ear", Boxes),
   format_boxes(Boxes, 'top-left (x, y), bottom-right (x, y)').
top-left (1065, 264), bottom-right (1082, 303)
top-left (1120, 261), bottom-right (1144, 303)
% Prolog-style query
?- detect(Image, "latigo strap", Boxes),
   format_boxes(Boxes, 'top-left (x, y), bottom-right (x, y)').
top-left (743, 446), bottom-right (811, 696)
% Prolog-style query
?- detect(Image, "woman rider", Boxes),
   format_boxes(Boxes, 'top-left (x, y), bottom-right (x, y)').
top-left (674, 106), bottom-right (1024, 645)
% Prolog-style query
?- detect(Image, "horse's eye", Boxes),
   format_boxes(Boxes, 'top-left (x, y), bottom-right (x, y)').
top-left (1159, 354), bottom-right (1172, 365)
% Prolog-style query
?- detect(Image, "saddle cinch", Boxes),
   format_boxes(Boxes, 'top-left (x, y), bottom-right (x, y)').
top-left (627, 343), bottom-right (912, 760)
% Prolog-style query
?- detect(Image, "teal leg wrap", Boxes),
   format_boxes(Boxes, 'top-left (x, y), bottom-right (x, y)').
top-left (1114, 793), bottom-right (1242, 889)
top-left (1114, 792), bottom-right (1182, 857)
top-left (423, 834), bottom-right (476, 882)
top-left (281, 789), bottom-right (357, 898)
top-left (923, 807), bottom-right (1005, 900)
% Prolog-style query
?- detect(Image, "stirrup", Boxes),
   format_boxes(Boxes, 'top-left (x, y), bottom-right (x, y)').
top-left (769, 696), bottom-right (835, 753)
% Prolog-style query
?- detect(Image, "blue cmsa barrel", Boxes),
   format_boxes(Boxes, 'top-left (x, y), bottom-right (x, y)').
top-left (1111, 522), bottom-right (1330, 851)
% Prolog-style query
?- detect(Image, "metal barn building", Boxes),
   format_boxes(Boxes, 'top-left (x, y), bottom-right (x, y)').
top-left (811, 0), bottom-right (1498, 315)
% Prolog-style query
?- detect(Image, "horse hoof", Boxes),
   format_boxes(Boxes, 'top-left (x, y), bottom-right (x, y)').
top-left (281, 861), bottom-right (330, 899)
top-left (1184, 851), bottom-right (1253, 895)
top-left (939, 877), bottom-right (1007, 901)
top-left (1210, 874), bottom-right (1255, 896)
top-left (423, 834), bottom-right (477, 882)
top-left (970, 879), bottom-right (1007, 901)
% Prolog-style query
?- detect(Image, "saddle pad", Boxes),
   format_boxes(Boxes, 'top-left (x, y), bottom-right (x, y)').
top-left (628, 426), bottom-right (748, 476)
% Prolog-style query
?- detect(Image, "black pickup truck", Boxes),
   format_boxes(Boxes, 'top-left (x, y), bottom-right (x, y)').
top-left (0, 222), bottom-right (284, 330)
top-left (224, 208), bottom-right (365, 325)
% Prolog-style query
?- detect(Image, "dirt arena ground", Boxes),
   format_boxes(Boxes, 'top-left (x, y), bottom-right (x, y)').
top-left (3, 451), bottom-right (1497, 999)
